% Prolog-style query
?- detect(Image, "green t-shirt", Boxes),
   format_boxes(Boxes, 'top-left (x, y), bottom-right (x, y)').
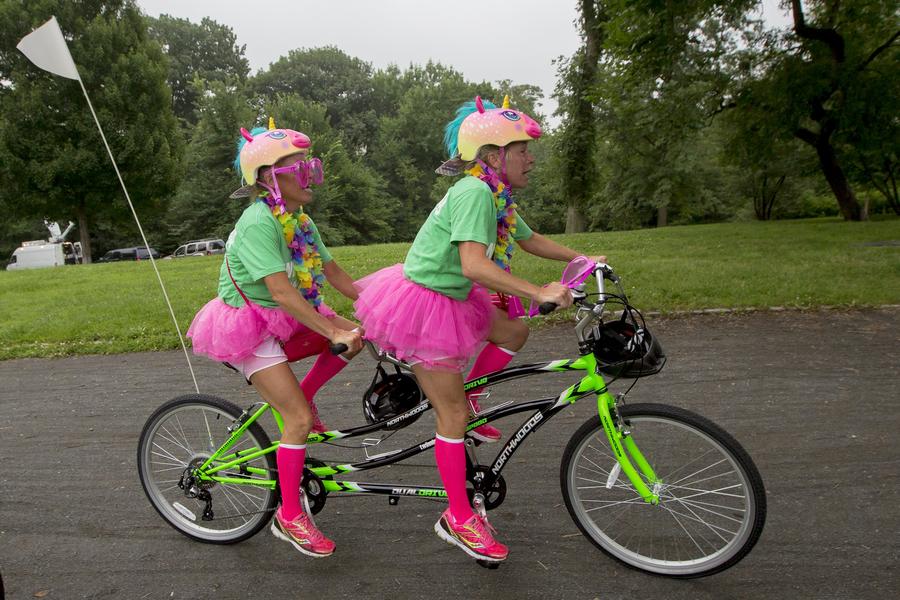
top-left (403, 176), bottom-right (533, 300)
top-left (218, 201), bottom-right (333, 308)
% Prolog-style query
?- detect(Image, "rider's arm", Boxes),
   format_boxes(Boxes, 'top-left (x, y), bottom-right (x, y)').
top-left (265, 272), bottom-right (346, 343)
top-left (458, 241), bottom-right (571, 306)
top-left (323, 260), bottom-right (358, 301)
top-left (517, 232), bottom-right (581, 262)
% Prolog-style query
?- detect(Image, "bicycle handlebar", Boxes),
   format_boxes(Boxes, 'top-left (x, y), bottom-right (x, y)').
top-left (330, 343), bottom-right (348, 355)
top-left (538, 302), bottom-right (558, 315)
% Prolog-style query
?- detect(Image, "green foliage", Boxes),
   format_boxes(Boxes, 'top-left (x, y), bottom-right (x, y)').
top-left (367, 63), bottom-right (503, 239)
top-left (146, 14), bottom-right (250, 125)
top-left (249, 47), bottom-right (377, 154)
top-left (160, 78), bottom-right (254, 251)
top-left (513, 135), bottom-right (567, 233)
top-left (0, 0), bottom-right (183, 261)
top-left (265, 94), bottom-right (399, 245)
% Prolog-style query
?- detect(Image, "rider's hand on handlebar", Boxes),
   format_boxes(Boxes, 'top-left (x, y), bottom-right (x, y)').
top-left (331, 328), bottom-right (363, 354)
top-left (588, 255), bottom-right (607, 267)
top-left (536, 282), bottom-right (573, 309)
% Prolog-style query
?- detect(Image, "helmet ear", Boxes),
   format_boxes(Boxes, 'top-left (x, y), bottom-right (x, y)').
top-left (240, 127), bottom-right (254, 142)
top-left (475, 96), bottom-right (485, 113)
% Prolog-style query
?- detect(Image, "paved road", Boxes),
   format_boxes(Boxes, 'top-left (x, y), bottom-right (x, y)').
top-left (1, 309), bottom-right (898, 600)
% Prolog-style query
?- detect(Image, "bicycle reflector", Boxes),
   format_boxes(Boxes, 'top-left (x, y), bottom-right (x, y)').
top-left (362, 367), bottom-right (424, 430)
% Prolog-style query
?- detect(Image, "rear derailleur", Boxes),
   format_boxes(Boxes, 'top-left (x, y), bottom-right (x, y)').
top-left (178, 467), bottom-right (214, 521)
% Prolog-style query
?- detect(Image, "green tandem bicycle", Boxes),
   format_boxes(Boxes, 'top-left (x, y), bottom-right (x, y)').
top-left (137, 259), bottom-right (766, 577)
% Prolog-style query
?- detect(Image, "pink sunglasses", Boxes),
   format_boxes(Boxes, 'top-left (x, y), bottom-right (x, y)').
top-left (272, 157), bottom-right (324, 188)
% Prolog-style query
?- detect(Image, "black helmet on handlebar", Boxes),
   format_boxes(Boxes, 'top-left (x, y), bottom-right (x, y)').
top-left (590, 301), bottom-right (666, 379)
top-left (362, 365), bottom-right (424, 430)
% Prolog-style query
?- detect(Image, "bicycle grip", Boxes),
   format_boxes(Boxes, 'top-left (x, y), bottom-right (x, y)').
top-left (330, 343), bottom-right (348, 355)
top-left (538, 302), bottom-right (558, 315)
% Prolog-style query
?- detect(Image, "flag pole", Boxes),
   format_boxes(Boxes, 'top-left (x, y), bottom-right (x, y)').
top-left (17, 16), bottom-right (199, 393)
top-left (74, 75), bottom-right (200, 394)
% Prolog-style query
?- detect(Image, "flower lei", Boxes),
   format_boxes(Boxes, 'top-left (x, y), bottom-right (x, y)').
top-left (257, 193), bottom-right (325, 307)
top-left (464, 162), bottom-right (517, 271)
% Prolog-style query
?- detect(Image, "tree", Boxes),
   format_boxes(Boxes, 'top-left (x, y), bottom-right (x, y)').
top-left (0, 0), bottom-right (183, 262)
top-left (265, 94), bottom-right (399, 245)
top-left (776, 0), bottom-right (899, 220)
top-left (160, 78), bottom-right (254, 250)
top-left (249, 47), bottom-right (377, 154)
top-left (554, 0), bottom-right (606, 233)
top-left (367, 64), bottom-right (523, 239)
top-left (146, 14), bottom-right (249, 125)
top-left (583, 0), bottom-right (898, 222)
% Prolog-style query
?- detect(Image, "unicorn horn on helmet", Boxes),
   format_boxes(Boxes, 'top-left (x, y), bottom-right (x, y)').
top-left (435, 95), bottom-right (542, 176)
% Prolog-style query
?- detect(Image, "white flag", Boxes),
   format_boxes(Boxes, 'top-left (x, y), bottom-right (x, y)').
top-left (16, 16), bottom-right (80, 80)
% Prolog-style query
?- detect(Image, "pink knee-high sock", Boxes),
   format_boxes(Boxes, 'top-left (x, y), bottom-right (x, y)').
top-left (277, 443), bottom-right (306, 521)
top-left (435, 434), bottom-right (473, 523)
top-left (465, 343), bottom-right (517, 406)
top-left (300, 351), bottom-right (350, 402)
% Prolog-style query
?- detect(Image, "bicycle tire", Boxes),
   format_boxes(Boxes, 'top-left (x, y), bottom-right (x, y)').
top-left (560, 403), bottom-right (766, 577)
top-left (137, 394), bottom-right (278, 544)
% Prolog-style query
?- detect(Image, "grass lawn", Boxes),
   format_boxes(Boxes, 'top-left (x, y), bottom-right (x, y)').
top-left (1, 217), bottom-right (898, 360)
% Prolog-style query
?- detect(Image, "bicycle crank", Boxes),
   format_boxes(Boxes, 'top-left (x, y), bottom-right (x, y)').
top-left (468, 466), bottom-right (507, 511)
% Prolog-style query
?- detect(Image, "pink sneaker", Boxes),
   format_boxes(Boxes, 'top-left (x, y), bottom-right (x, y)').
top-left (468, 395), bottom-right (501, 443)
top-left (306, 398), bottom-right (328, 434)
top-left (434, 509), bottom-right (508, 562)
top-left (271, 505), bottom-right (335, 557)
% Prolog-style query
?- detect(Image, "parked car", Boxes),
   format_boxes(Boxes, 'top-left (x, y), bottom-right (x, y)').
top-left (96, 247), bottom-right (161, 262)
top-left (168, 238), bottom-right (226, 258)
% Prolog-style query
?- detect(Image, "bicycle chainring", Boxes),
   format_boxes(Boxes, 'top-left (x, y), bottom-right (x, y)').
top-left (468, 466), bottom-right (507, 510)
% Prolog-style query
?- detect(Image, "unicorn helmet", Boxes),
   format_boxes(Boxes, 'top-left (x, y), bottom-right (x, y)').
top-left (457, 95), bottom-right (541, 160)
top-left (236, 117), bottom-right (311, 186)
top-left (437, 96), bottom-right (541, 175)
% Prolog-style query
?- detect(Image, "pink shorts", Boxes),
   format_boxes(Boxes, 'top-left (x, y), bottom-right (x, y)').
top-left (228, 337), bottom-right (287, 380)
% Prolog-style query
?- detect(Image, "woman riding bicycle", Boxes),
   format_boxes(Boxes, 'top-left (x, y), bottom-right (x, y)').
top-left (187, 120), bottom-right (363, 558)
top-left (449, 98), bottom-right (606, 446)
top-left (354, 96), bottom-right (602, 562)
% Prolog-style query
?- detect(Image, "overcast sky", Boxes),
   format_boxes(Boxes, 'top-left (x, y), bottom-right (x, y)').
top-left (136, 0), bottom-right (793, 127)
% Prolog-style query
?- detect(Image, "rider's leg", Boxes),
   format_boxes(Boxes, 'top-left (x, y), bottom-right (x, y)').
top-left (251, 360), bottom-right (335, 557)
top-left (465, 309), bottom-right (530, 442)
top-left (413, 367), bottom-right (472, 522)
top-left (250, 361), bottom-right (313, 520)
top-left (298, 315), bottom-right (362, 432)
top-left (414, 365), bottom-right (508, 561)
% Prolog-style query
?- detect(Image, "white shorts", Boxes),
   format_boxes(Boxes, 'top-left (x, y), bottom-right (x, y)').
top-left (229, 337), bottom-right (287, 380)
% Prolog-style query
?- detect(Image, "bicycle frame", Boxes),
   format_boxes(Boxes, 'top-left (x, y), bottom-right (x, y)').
top-left (195, 352), bottom-right (661, 506)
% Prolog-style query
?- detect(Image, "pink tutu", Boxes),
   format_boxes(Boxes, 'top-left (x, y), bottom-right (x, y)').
top-left (187, 298), bottom-right (336, 364)
top-left (353, 264), bottom-right (492, 372)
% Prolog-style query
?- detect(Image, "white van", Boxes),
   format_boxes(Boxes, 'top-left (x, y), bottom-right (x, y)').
top-left (7, 240), bottom-right (81, 271)
top-left (169, 238), bottom-right (226, 258)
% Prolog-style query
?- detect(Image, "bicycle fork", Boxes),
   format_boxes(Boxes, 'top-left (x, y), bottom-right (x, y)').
top-left (597, 389), bottom-right (660, 505)
top-left (562, 354), bottom-right (660, 505)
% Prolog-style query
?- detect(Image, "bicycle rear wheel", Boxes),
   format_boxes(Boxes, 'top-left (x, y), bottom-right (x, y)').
top-left (138, 394), bottom-right (278, 544)
top-left (560, 403), bottom-right (766, 577)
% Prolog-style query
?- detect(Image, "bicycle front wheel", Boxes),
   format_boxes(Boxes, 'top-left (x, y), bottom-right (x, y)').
top-left (560, 403), bottom-right (766, 577)
top-left (138, 394), bottom-right (278, 544)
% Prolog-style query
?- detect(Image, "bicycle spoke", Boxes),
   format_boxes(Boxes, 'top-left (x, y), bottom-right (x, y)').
top-left (153, 430), bottom-right (192, 460)
top-left (665, 483), bottom-right (745, 500)
top-left (669, 497), bottom-right (745, 525)
top-left (659, 504), bottom-right (739, 537)
top-left (664, 457), bottom-right (728, 488)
